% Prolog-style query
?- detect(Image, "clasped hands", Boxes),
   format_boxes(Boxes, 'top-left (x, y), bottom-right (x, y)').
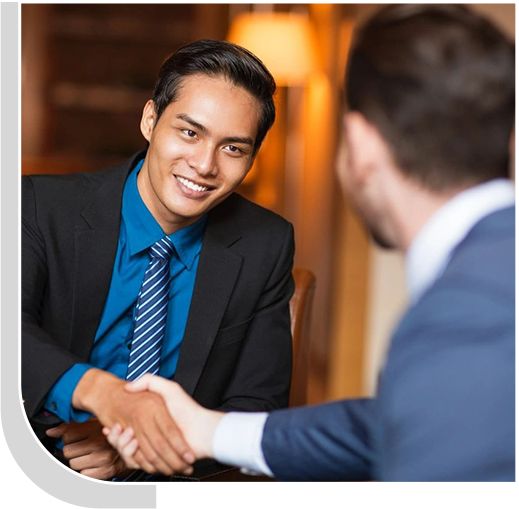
top-left (47, 370), bottom-right (222, 480)
top-left (102, 375), bottom-right (223, 475)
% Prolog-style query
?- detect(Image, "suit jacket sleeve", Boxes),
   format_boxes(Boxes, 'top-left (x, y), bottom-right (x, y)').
top-left (22, 176), bottom-right (85, 419)
top-left (261, 398), bottom-right (377, 481)
top-left (216, 221), bottom-right (295, 413)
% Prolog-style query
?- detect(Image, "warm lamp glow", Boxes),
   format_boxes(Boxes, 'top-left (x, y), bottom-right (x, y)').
top-left (228, 13), bottom-right (317, 86)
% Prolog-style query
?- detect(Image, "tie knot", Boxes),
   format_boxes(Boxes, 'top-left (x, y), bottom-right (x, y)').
top-left (149, 237), bottom-right (175, 260)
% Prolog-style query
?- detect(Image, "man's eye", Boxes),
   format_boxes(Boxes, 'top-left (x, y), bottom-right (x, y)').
top-left (224, 145), bottom-right (241, 154)
top-left (182, 129), bottom-right (197, 138)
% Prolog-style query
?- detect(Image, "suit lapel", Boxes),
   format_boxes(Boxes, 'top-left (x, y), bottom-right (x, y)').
top-left (69, 153), bottom-right (143, 359)
top-left (71, 227), bottom-right (119, 359)
top-left (174, 198), bottom-right (243, 395)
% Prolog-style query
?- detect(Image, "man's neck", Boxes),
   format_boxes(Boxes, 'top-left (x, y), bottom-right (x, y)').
top-left (388, 179), bottom-right (468, 252)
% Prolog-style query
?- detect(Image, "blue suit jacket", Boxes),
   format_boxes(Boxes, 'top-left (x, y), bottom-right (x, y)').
top-left (262, 206), bottom-right (515, 481)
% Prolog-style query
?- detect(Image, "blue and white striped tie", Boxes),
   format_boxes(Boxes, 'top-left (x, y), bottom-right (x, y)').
top-left (126, 236), bottom-right (175, 381)
top-left (112, 237), bottom-right (176, 483)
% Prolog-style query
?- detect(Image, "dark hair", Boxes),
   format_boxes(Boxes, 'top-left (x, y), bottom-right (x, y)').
top-left (345, 5), bottom-right (515, 190)
top-left (152, 39), bottom-right (276, 156)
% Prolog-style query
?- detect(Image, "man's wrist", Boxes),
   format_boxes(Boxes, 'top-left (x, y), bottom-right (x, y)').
top-left (72, 368), bottom-right (122, 414)
top-left (195, 408), bottom-right (224, 459)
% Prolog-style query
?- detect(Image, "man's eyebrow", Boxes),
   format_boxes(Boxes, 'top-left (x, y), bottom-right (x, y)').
top-left (222, 136), bottom-right (254, 147)
top-left (176, 114), bottom-right (208, 135)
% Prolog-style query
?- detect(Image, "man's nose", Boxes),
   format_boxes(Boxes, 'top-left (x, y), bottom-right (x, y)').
top-left (188, 144), bottom-right (218, 177)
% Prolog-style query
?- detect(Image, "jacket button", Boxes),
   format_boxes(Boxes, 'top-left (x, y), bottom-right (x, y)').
top-left (127, 343), bottom-right (132, 350)
top-left (51, 402), bottom-right (57, 411)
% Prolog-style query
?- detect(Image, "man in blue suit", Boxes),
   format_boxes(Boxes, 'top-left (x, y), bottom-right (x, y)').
top-left (105, 5), bottom-right (515, 481)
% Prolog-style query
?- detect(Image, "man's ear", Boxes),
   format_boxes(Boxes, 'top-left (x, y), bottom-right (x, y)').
top-left (344, 111), bottom-right (390, 184)
top-left (140, 100), bottom-right (156, 142)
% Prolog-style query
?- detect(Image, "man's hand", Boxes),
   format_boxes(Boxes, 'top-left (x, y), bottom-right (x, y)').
top-left (72, 369), bottom-right (195, 476)
top-left (103, 375), bottom-right (224, 472)
top-left (46, 418), bottom-right (130, 479)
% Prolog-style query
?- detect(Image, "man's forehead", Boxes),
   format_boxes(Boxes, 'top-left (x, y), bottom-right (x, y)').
top-left (160, 75), bottom-right (260, 138)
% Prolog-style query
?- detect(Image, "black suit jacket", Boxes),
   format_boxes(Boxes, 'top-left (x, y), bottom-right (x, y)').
top-left (22, 151), bottom-right (294, 431)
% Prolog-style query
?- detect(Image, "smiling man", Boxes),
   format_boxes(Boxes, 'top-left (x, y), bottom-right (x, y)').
top-left (22, 40), bottom-right (294, 481)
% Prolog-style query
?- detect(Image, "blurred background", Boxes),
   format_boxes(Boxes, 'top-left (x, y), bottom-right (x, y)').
top-left (22, 3), bottom-right (515, 405)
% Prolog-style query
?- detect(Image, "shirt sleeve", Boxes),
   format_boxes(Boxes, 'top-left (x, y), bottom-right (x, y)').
top-left (44, 364), bottom-right (94, 423)
top-left (212, 412), bottom-right (274, 477)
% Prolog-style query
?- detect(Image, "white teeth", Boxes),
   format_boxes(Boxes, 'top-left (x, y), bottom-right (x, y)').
top-left (176, 176), bottom-right (209, 192)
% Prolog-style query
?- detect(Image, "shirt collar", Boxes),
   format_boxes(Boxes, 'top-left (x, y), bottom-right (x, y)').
top-left (406, 178), bottom-right (515, 304)
top-left (122, 159), bottom-right (207, 269)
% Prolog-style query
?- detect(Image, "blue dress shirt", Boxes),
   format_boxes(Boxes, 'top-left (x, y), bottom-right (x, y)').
top-left (44, 159), bottom-right (207, 422)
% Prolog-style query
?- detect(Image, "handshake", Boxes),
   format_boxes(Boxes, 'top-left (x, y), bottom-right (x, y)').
top-left (103, 375), bottom-right (224, 476)
top-left (47, 370), bottom-right (224, 480)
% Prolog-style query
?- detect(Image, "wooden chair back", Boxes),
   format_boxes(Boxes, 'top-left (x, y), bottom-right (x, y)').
top-left (289, 268), bottom-right (316, 407)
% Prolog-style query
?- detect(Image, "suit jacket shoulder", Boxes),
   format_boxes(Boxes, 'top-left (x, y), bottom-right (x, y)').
top-left (396, 206), bottom-right (514, 337)
top-left (207, 192), bottom-right (292, 238)
top-left (22, 152), bottom-right (141, 231)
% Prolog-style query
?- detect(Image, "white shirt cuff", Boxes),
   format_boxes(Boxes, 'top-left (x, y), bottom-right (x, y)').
top-left (212, 412), bottom-right (274, 477)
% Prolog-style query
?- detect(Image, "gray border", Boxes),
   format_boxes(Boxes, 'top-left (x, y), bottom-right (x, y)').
top-left (1, 3), bottom-right (512, 504)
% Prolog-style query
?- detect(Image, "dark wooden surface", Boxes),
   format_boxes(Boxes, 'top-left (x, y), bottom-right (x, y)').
top-left (167, 461), bottom-right (276, 482)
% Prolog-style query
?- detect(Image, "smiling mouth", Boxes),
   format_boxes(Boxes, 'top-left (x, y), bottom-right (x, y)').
top-left (175, 175), bottom-right (215, 193)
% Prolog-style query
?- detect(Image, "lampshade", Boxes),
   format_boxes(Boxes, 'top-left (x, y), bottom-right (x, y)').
top-left (228, 12), bottom-right (318, 86)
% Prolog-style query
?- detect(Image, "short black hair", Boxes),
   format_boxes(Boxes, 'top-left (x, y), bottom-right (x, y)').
top-left (346, 5), bottom-right (515, 190)
top-left (153, 39), bottom-right (276, 156)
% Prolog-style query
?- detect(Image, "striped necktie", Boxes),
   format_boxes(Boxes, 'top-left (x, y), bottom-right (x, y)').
top-left (126, 236), bottom-right (175, 381)
top-left (112, 236), bottom-right (175, 482)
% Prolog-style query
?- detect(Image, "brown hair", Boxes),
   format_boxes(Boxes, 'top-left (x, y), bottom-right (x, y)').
top-left (345, 5), bottom-right (515, 190)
